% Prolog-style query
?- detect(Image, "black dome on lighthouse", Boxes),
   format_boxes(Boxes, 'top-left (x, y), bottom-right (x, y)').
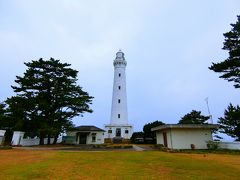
top-left (115, 50), bottom-right (125, 60)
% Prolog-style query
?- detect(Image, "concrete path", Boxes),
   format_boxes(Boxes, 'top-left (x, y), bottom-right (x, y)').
top-left (132, 145), bottom-right (145, 151)
top-left (13, 145), bottom-right (154, 152)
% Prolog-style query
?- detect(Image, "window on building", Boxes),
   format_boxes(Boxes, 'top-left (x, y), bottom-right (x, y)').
top-left (118, 86), bottom-right (121, 90)
top-left (118, 114), bottom-right (120, 118)
top-left (119, 73), bottom-right (121, 77)
top-left (125, 130), bottom-right (129, 134)
top-left (92, 133), bottom-right (96, 142)
top-left (108, 130), bottom-right (112, 133)
top-left (118, 99), bottom-right (120, 103)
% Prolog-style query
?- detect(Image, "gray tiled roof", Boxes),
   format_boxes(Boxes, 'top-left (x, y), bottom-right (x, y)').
top-left (74, 125), bottom-right (105, 132)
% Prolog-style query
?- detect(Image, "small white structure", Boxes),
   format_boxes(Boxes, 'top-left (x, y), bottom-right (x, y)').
top-left (0, 130), bottom-right (6, 145)
top-left (66, 126), bottom-right (105, 144)
top-left (11, 131), bottom-right (63, 146)
top-left (152, 124), bottom-right (219, 149)
top-left (105, 50), bottom-right (133, 141)
top-left (11, 131), bottom-right (25, 146)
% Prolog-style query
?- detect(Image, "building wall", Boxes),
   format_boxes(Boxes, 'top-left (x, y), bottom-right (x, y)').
top-left (12, 131), bottom-right (25, 146)
top-left (67, 131), bottom-right (104, 144)
top-left (86, 132), bottom-right (104, 144)
top-left (156, 129), bottom-right (213, 149)
top-left (171, 129), bottom-right (212, 149)
top-left (0, 130), bottom-right (6, 145)
top-left (156, 129), bottom-right (172, 148)
top-left (104, 126), bottom-right (133, 139)
top-left (110, 63), bottom-right (128, 125)
top-left (218, 141), bottom-right (240, 150)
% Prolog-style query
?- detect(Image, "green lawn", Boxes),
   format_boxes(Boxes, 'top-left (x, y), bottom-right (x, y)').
top-left (0, 149), bottom-right (239, 179)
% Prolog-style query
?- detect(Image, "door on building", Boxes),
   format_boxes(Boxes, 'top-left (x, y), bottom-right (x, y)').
top-left (163, 132), bottom-right (168, 148)
top-left (79, 133), bottom-right (87, 144)
top-left (116, 128), bottom-right (121, 137)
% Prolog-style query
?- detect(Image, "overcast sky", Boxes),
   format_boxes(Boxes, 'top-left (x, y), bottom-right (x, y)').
top-left (0, 1), bottom-right (240, 140)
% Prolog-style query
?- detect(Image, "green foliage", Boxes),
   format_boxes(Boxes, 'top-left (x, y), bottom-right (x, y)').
top-left (209, 15), bottom-right (240, 88)
top-left (206, 141), bottom-right (219, 150)
top-left (143, 120), bottom-right (165, 136)
top-left (0, 146), bottom-right (12, 150)
top-left (143, 120), bottom-right (165, 143)
top-left (0, 103), bottom-right (8, 129)
top-left (6, 58), bottom-right (93, 144)
top-left (178, 110), bottom-right (210, 124)
top-left (218, 103), bottom-right (240, 141)
top-left (130, 132), bottom-right (144, 143)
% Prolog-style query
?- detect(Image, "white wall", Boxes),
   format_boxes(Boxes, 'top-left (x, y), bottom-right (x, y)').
top-left (104, 126), bottom-right (133, 139)
top-left (171, 129), bottom-right (212, 149)
top-left (0, 130), bottom-right (6, 145)
top-left (20, 138), bottom-right (62, 146)
top-left (11, 131), bottom-right (62, 146)
top-left (0, 130), bottom-right (6, 136)
top-left (86, 132), bottom-right (104, 144)
top-left (12, 131), bottom-right (25, 146)
top-left (111, 59), bottom-right (128, 125)
top-left (156, 129), bottom-right (213, 149)
top-left (67, 131), bottom-right (104, 144)
top-left (218, 141), bottom-right (240, 150)
top-left (156, 130), bottom-right (172, 148)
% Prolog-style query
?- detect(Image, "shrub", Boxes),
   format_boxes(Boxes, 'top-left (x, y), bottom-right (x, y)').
top-left (206, 141), bottom-right (219, 150)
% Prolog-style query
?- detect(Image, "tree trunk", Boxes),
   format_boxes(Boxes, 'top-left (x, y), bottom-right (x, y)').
top-left (39, 135), bottom-right (45, 145)
top-left (53, 133), bottom-right (59, 144)
top-left (47, 134), bottom-right (51, 145)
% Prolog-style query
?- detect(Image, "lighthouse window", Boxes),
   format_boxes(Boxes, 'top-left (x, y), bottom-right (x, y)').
top-left (118, 114), bottom-right (120, 118)
top-left (118, 99), bottom-right (121, 103)
top-left (118, 86), bottom-right (121, 90)
top-left (119, 73), bottom-right (121, 77)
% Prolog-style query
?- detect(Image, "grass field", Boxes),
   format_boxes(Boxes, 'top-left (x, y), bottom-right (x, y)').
top-left (0, 149), bottom-right (240, 179)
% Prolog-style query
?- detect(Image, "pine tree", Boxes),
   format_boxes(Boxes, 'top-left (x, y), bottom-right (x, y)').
top-left (143, 120), bottom-right (165, 143)
top-left (178, 110), bottom-right (209, 124)
top-left (7, 58), bottom-right (93, 144)
top-left (218, 103), bottom-right (240, 141)
top-left (209, 15), bottom-right (240, 88)
top-left (0, 103), bottom-right (7, 129)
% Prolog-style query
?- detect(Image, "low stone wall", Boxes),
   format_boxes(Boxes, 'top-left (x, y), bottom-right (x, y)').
top-left (218, 141), bottom-right (240, 150)
top-left (20, 139), bottom-right (40, 146)
top-left (20, 138), bottom-right (62, 146)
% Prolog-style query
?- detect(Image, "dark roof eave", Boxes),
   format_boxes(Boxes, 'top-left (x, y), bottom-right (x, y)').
top-left (70, 125), bottom-right (105, 132)
top-left (151, 124), bottom-right (219, 132)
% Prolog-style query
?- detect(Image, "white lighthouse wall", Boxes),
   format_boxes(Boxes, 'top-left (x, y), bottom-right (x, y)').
top-left (104, 126), bottom-right (133, 139)
top-left (110, 65), bottom-right (128, 124)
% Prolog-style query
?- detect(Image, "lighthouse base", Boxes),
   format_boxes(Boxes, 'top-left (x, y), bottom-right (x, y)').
top-left (104, 124), bottom-right (133, 142)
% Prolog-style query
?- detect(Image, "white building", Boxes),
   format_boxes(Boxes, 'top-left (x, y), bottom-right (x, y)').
top-left (152, 124), bottom-right (219, 149)
top-left (66, 126), bottom-right (105, 144)
top-left (0, 130), bottom-right (6, 145)
top-left (104, 50), bottom-right (133, 141)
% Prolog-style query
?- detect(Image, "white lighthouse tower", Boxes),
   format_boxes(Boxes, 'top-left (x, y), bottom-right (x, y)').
top-left (105, 50), bottom-right (133, 142)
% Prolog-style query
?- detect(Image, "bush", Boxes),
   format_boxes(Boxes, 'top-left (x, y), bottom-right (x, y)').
top-left (206, 141), bottom-right (219, 150)
top-left (0, 146), bottom-right (12, 150)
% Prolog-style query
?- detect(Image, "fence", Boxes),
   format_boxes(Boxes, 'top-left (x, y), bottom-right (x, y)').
top-left (218, 141), bottom-right (240, 150)
top-left (19, 137), bottom-right (62, 146)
